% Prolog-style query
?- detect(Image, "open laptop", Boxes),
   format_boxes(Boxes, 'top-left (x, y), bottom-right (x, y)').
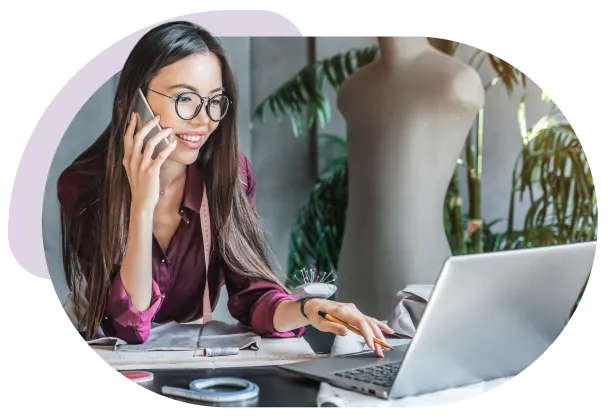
top-left (280, 241), bottom-right (596, 399)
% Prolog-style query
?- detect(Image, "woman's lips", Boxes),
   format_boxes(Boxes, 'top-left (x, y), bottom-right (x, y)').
top-left (175, 133), bottom-right (206, 149)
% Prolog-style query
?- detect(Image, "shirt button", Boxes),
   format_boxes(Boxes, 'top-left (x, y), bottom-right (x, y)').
top-left (180, 209), bottom-right (184, 214)
top-left (186, 219), bottom-right (190, 224)
top-left (161, 259), bottom-right (166, 263)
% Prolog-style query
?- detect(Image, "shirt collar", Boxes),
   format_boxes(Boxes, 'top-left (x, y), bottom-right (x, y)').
top-left (182, 162), bottom-right (204, 214)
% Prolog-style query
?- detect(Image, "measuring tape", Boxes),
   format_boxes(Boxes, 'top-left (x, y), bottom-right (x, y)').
top-left (162, 377), bottom-right (259, 403)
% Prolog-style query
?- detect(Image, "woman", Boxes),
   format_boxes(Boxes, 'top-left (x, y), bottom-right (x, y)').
top-left (58, 21), bottom-right (392, 356)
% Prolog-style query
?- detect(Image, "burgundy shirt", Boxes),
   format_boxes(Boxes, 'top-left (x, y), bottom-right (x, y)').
top-left (57, 152), bottom-right (306, 344)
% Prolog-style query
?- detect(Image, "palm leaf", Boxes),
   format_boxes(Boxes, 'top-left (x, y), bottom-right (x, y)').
top-left (487, 54), bottom-right (526, 94)
top-left (507, 99), bottom-right (596, 249)
top-left (252, 45), bottom-right (379, 138)
top-left (318, 133), bottom-right (347, 149)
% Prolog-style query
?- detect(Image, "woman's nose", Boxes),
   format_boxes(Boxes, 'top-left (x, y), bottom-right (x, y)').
top-left (193, 104), bottom-right (210, 125)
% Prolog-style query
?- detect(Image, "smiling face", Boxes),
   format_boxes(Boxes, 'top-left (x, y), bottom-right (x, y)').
top-left (146, 53), bottom-right (225, 165)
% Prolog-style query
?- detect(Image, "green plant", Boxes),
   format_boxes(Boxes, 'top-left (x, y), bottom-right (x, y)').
top-left (285, 134), bottom-right (348, 291)
top-left (252, 45), bottom-right (380, 138)
top-left (504, 95), bottom-right (597, 249)
top-left (446, 47), bottom-right (526, 255)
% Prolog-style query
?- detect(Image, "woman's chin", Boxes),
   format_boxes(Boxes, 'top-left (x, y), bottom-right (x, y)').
top-left (168, 148), bottom-right (200, 165)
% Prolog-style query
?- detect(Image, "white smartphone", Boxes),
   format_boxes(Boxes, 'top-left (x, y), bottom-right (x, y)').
top-left (131, 88), bottom-right (168, 159)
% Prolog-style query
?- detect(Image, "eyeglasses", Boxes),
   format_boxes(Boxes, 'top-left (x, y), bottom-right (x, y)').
top-left (147, 88), bottom-right (231, 122)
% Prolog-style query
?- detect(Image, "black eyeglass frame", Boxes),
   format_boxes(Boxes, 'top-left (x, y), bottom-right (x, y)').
top-left (147, 88), bottom-right (231, 122)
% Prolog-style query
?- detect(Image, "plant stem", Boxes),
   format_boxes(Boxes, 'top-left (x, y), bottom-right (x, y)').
top-left (466, 120), bottom-right (482, 253)
top-left (507, 155), bottom-right (520, 240)
top-left (451, 168), bottom-right (465, 254)
top-left (475, 108), bottom-right (484, 253)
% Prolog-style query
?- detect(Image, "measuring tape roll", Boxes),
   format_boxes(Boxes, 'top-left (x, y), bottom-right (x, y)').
top-left (162, 377), bottom-right (259, 403)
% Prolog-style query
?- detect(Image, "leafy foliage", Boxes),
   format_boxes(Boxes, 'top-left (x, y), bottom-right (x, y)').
top-left (252, 46), bottom-right (379, 138)
top-left (285, 134), bottom-right (348, 291)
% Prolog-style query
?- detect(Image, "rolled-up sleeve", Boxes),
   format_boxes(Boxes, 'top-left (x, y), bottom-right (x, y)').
top-left (224, 266), bottom-right (306, 338)
top-left (57, 173), bottom-right (163, 344)
top-left (101, 272), bottom-right (164, 344)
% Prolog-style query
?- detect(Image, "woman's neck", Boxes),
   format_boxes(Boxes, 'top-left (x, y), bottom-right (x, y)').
top-left (159, 159), bottom-right (187, 191)
top-left (377, 37), bottom-right (429, 63)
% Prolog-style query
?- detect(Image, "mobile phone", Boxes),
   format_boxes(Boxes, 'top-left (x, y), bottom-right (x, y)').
top-left (131, 88), bottom-right (168, 159)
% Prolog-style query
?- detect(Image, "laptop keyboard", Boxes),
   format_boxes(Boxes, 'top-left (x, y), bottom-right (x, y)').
top-left (334, 363), bottom-right (401, 388)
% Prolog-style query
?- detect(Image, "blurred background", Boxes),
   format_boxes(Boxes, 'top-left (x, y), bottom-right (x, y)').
top-left (43, 37), bottom-right (595, 350)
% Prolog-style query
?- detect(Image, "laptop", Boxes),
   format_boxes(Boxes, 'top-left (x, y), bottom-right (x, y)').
top-left (280, 241), bottom-right (596, 399)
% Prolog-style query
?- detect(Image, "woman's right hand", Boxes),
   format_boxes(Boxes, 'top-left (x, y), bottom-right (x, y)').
top-left (123, 112), bottom-right (177, 212)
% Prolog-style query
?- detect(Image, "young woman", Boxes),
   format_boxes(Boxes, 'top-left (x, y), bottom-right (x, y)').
top-left (58, 21), bottom-right (392, 356)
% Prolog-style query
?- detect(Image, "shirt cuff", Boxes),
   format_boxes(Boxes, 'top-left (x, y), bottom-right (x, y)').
top-left (251, 291), bottom-right (307, 338)
top-left (103, 271), bottom-right (164, 342)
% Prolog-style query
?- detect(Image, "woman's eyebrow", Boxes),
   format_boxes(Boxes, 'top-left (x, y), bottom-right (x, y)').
top-left (168, 83), bottom-right (199, 92)
top-left (168, 83), bottom-right (224, 95)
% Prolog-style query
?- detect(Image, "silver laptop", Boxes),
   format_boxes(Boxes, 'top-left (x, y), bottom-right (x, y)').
top-left (280, 241), bottom-right (596, 399)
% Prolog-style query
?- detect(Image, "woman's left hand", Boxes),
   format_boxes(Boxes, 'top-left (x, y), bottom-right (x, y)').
top-left (303, 299), bottom-right (394, 357)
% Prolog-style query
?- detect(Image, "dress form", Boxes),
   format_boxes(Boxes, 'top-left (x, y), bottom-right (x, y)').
top-left (335, 37), bottom-right (485, 319)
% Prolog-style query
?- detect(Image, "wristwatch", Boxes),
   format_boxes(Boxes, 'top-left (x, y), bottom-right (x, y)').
top-left (300, 297), bottom-right (315, 319)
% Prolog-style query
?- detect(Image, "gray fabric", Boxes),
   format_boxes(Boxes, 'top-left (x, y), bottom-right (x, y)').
top-left (387, 285), bottom-right (434, 338)
top-left (86, 321), bottom-right (261, 352)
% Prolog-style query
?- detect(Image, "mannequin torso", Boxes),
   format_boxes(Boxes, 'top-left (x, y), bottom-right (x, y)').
top-left (335, 37), bottom-right (484, 318)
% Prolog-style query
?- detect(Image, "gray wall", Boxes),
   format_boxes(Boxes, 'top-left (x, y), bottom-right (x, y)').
top-left (250, 37), bottom-right (316, 278)
top-left (44, 36), bottom-right (554, 323)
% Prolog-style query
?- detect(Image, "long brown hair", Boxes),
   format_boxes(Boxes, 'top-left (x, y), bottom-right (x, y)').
top-left (60, 21), bottom-right (285, 340)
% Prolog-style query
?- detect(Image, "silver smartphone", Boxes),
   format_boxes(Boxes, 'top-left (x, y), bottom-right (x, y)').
top-left (131, 88), bottom-right (168, 159)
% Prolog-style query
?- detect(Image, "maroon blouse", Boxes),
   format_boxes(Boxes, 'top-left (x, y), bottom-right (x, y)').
top-left (57, 152), bottom-right (306, 344)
